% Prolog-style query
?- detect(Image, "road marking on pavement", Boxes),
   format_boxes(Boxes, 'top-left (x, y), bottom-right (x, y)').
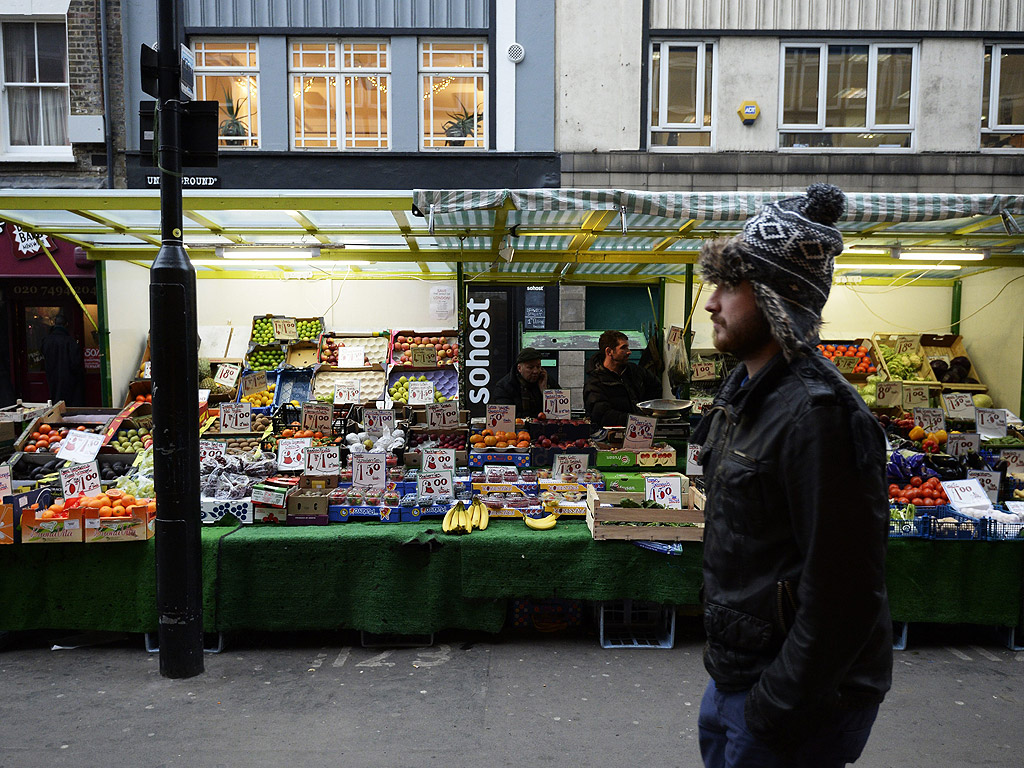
top-left (970, 646), bottom-right (1001, 662)
top-left (947, 647), bottom-right (972, 661)
top-left (1015, 651), bottom-right (1024, 662)
top-left (412, 644), bottom-right (451, 668)
top-left (310, 652), bottom-right (327, 669)
top-left (356, 650), bottom-right (395, 667)
top-left (333, 648), bottom-right (351, 668)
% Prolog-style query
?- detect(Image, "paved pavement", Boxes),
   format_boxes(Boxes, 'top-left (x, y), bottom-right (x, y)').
top-left (1, 620), bottom-right (1022, 768)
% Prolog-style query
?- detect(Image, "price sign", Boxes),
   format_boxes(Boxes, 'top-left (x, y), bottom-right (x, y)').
top-left (427, 401), bottom-right (459, 429)
top-left (422, 448), bottom-right (456, 472)
top-left (411, 346), bottom-right (438, 366)
top-left (417, 470), bottom-right (454, 500)
top-left (1007, 501), bottom-right (1024, 516)
top-left (214, 363), bottom-right (241, 389)
top-left (364, 408), bottom-right (396, 438)
top-left (691, 361), bottom-right (716, 381)
top-left (1001, 449), bottom-right (1024, 472)
top-left (945, 433), bottom-right (980, 457)
top-left (334, 381), bottom-right (361, 404)
top-left (685, 443), bottom-right (703, 476)
top-left (276, 437), bottom-right (311, 470)
top-left (645, 474), bottom-right (684, 509)
top-left (894, 336), bottom-right (917, 355)
top-left (552, 453), bottom-right (589, 477)
top-left (351, 453), bottom-right (385, 490)
top-left (305, 445), bottom-right (341, 475)
top-left (667, 326), bottom-right (685, 344)
top-left (941, 478), bottom-right (992, 511)
top-left (199, 440), bottom-right (226, 462)
top-left (220, 402), bottom-right (252, 433)
top-left (198, 389), bottom-right (210, 404)
top-left (975, 408), bottom-right (1007, 439)
top-left (409, 380), bottom-right (435, 405)
top-left (272, 317), bottom-right (297, 340)
top-left (240, 371), bottom-right (267, 398)
top-left (623, 414), bottom-right (657, 450)
top-left (901, 383), bottom-right (929, 409)
top-left (942, 392), bottom-right (975, 420)
top-left (143, 361), bottom-right (152, 379)
top-left (60, 462), bottom-right (101, 500)
top-left (301, 402), bottom-right (333, 435)
top-left (56, 430), bottom-right (104, 463)
top-left (336, 346), bottom-right (365, 367)
top-left (913, 408), bottom-right (946, 434)
top-left (543, 389), bottom-right (571, 420)
top-left (833, 355), bottom-right (857, 374)
top-left (876, 381), bottom-right (901, 408)
top-left (967, 470), bottom-right (1001, 503)
top-left (486, 404), bottom-right (515, 434)
top-left (0, 464), bottom-right (12, 500)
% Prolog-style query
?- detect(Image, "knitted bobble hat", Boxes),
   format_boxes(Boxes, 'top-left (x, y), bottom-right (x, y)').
top-left (698, 183), bottom-right (846, 359)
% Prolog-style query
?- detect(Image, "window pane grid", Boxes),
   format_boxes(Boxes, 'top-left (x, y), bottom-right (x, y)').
top-left (421, 41), bottom-right (486, 71)
top-left (649, 41), bottom-right (713, 149)
top-left (194, 38), bottom-right (260, 149)
top-left (419, 40), bottom-right (488, 150)
top-left (2, 21), bottom-right (69, 148)
top-left (982, 45), bottom-right (1024, 148)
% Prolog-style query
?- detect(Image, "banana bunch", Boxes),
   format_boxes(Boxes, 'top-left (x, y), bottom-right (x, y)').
top-left (442, 498), bottom-right (490, 535)
top-left (523, 511), bottom-right (558, 531)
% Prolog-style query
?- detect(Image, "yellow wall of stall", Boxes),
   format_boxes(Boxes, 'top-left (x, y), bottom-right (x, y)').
top-left (958, 268), bottom-right (1024, 414)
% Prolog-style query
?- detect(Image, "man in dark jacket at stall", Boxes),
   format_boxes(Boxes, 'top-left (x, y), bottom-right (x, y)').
top-left (691, 184), bottom-right (891, 768)
top-left (582, 330), bottom-right (661, 428)
top-left (491, 347), bottom-right (559, 417)
top-left (41, 313), bottom-right (85, 405)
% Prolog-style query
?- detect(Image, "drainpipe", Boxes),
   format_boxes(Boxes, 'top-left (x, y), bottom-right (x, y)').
top-left (100, 0), bottom-right (114, 188)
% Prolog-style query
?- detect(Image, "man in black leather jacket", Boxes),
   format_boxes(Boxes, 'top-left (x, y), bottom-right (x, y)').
top-left (691, 184), bottom-right (892, 767)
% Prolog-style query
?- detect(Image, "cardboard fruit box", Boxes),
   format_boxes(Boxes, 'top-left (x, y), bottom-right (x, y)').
top-left (20, 490), bottom-right (83, 544)
top-left (83, 504), bottom-right (155, 543)
top-left (586, 486), bottom-right (705, 542)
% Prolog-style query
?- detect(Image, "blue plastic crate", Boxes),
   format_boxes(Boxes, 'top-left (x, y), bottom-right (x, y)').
top-left (888, 516), bottom-right (928, 538)
top-left (274, 369), bottom-right (314, 407)
top-left (927, 510), bottom-right (985, 540)
top-left (599, 599), bottom-right (676, 649)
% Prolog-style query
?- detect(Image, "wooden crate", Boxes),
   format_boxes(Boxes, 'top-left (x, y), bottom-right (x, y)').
top-left (870, 333), bottom-right (940, 387)
top-left (586, 486), bottom-right (705, 542)
top-left (919, 334), bottom-right (987, 392)
top-left (819, 338), bottom-right (878, 382)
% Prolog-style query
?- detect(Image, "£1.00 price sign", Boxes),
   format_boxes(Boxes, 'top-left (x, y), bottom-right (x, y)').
top-left (422, 448), bottom-right (455, 472)
top-left (543, 389), bottom-right (571, 420)
top-left (220, 402), bottom-right (252, 433)
top-left (623, 414), bottom-right (657, 450)
top-left (945, 433), bottom-right (980, 457)
top-left (941, 477), bottom-right (992, 511)
top-left (486, 404), bottom-right (515, 434)
top-left (427, 401), bottom-right (459, 429)
top-left (942, 391), bottom-right (975, 420)
top-left (199, 440), bottom-right (226, 463)
top-left (364, 409), bottom-right (395, 438)
top-left (272, 317), bottom-right (297, 340)
top-left (351, 454), bottom-right (385, 490)
top-left (691, 361), bottom-right (716, 381)
top-left (901, 384), bottom-right (929, 409)
top-left (276, 437), bottom-right (311, 470)
top-left (55, 430), bottom-right (105, 463)
top-left (417, 470), bottom-right (454, 500)
top-left (60, 462), bottom-right (101, 500)
top-left (305, 445), bottom-right (341, 475)
top-left (644, 474), bottom-right (684, 509)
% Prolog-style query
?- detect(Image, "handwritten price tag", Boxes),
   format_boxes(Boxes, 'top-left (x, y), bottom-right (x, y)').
top-left (552, 453), bottom-right (589, 477)
top-left (833, 356), bottom-right (857, 374)
top-left (543, 389), bottom-right (570, 420)
top-left (364, 408), bottom-right (396, 438)
top-left (645, 475), bottom-right (684, 509)
top-left (876, 381), bottom-right (901, 408)
top-left (0, 464), bottom-right (10, 499)
top-left (272, 317), bottom-right (297, 340)
top-left (967, 470), bottom-right (1000, 503)
top-left (667, 326), bottom-right (685, 344)
top-left (623, 414), bottom-right (657, 450)
top-left (305, 445), bottom-right (341, 475)
top-left (945, 433), bottom-right (980, 457)
top-left (894, 336), bottom-right (917, 355)
top-left (409, 381), bottom-right (435, 406)
top-left (56, 430), bottom-right (104, 463)
top-left (1001, 449), bottom-right (1024, 472)
top-left (942, 477), bottom-right (992, 511)
top-left (691, 361), bottom-right (716, 381)
top-left (901, 384), bottom-right (929, 409)
top-left (942, 392), bottom-right (975, 420)
top-left (199, 440), bottom-right (226, 462)
top-left (351, 454), bottom-right (385, 490)
top-left (336, 346), bottom-right (365, 367)
top-left (301, 402), bottom-right (333, 435)
top-left (417, 470), bottom-right (454, 500)
top-left (913, 408), bottom-right (945, 434)
top-left (240, 371), bottom-right (267, 398)
top-left (334, 381), bottom-right (361, 404)
top-left (427, 401), bottom-right (459, 429)
top-left (220, 402), bottom-right (252, 433)
top-left (214, 363), bottom-right (241, 389)
top-left (685, 443), bottom-right (703, 476)
top-left (143, 361), bottom-right (152, 378)
top-left (422, 448), bottom-right (455, 472)
top-left (486, 404), bottom-right (515, 434)
top-left (60, 462), bottom-right (101, 500)
top-left (975, 408), bottom-right (1007, 439)
top-left (411, 347), bottom-right (438, 366)
top-left (276, 437), bottom-right (311, 470)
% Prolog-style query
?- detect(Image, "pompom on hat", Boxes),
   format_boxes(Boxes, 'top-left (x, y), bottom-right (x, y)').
top-left (698, 183), bottom-right (846, 359)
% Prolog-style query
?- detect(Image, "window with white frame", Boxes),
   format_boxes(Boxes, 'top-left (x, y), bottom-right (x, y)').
top-left (982, 44), bottom-right (1024, 149)
top-left (193, 39), bottom-right (260, 148)
top-left (0, 21), bottom-right (70, 156)
top-left (290, 40), bottom-right (390, 150)
top-left (648, 41), bottom-right (714, 149)
top-left (779, 42), bottom-right (916, 149)
top-left (420, 40), bottom-right (487, 150)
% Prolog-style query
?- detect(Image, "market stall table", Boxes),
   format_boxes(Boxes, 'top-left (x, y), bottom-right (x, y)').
top-left (1, 522), bottom-right (1021, 639)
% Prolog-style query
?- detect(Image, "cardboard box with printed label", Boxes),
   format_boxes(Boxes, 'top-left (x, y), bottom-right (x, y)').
top-left (83, 504), bottom-right (155, 542)
top-left (250, 481), bottom-right (293, 509)
top-left (0, 502), bottom-right (14, 544)
top-left (20, 489), bottom-right (82, 543)
top-left (253, 505), bottom-right (287, 524)
top-left (287, 489), bottom-right (331, 525)
top-left (298, 473), bottom-right (340, 490)
top-left (595, 444), bottom-right (677, 468)
top-left (200, 497), bottom-right (253, 524)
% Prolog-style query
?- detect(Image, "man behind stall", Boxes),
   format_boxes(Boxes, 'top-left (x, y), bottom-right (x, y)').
top-left (583, 330), bottom-right (661, 428)
top-left (491, 347), bottom-right (559, 417)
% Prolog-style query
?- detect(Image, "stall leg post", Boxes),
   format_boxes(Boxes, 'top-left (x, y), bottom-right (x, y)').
top-left (950, 278), bottom-right (962, 335)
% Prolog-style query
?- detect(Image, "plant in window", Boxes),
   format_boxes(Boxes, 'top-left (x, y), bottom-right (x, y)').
top-left (442, 97), bottom-right (483, 146)
top-left (219, 90), bottom-right (250, 145)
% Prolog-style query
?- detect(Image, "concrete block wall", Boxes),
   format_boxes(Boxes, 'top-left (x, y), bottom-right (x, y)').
top-left (558, 285), bottom-right (587, 411)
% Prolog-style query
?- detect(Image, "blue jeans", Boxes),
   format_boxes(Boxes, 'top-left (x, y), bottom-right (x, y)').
top-left (698, 679), bottom-right (879, 768)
